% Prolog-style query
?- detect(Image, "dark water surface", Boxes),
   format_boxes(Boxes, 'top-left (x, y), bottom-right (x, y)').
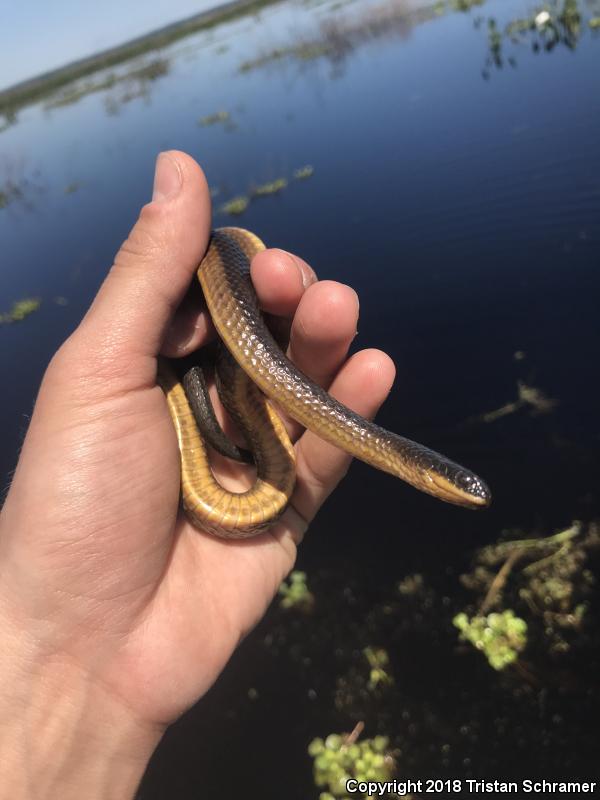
top-left (2, 0), bottom-right (600, 795)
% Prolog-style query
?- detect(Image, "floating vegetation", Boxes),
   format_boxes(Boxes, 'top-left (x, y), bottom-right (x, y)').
top-left (363, 647), bottom-right (393, 690)
top-left (278, 570), bottom-right (315, 612)
top-left (218, 166), bottom-right (315, 216)
top-left (480, 0), bottom-right (600, 77)
top-left (0, 298), bottom-right (41, 324)
top-left (261, 516), bottom-right (600, 781)
top-left (454, 610), bottom-right (528, 671)
top-left (458, 522), bottom-right (598, 661)
top-left (64, 182), bottom-right (81, 195)
top-left (450, 0), bottom-right (484, 11)
top-left (252, 177), bottom-right (287, 197)
top-left (220, 195), bottom-right (249, 215)
top-left (308, 724), bottom-right (395, 799)
top-left (487, 18), bottom-right (503, 65)
top-left (293, 164), bottom-right (314, 180)
top-left (199, 110), bottom-right (230, 126)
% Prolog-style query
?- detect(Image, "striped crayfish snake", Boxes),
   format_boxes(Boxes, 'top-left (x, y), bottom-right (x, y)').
top-left (158, 227), bottom-right (491, 538)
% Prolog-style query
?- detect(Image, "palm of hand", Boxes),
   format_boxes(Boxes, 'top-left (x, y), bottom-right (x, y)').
top-left (6, 347), bottom-right (305, 724)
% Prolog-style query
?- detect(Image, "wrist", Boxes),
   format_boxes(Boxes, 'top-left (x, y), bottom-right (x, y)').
top-left (0, 620), bottom-right (163, 800)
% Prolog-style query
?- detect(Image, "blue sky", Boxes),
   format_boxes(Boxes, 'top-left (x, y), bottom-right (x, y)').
top-left (1, 0), bottom-right (217, 90)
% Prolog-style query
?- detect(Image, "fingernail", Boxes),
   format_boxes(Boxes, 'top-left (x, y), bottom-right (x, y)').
top-left (152, 153), bottom-right (182, 203)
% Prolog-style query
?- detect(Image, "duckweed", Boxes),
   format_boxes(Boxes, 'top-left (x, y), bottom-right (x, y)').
top-left (453, 610), bottom-right (527, 670)
top-left (309, 731), bottom-right (394, 798)
top-left (278, 570), bottom-right (315, 611)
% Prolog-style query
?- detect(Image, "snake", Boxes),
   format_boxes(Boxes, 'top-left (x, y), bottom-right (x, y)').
top-left (158, 227), bottom-right (491, 538)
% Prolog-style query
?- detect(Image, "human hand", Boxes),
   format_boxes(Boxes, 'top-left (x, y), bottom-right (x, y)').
top-left (0, 151), bottom-right (395, 798)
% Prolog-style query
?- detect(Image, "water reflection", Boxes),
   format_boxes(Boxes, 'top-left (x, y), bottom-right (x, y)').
top-left (0, 156), bottom-right (44, 211)
top-left (1, 0), bottom-right (598, 139)
top-left (238, 0), bottom-right (434, 76)
top-left (44, 57), bottom-right (171, 115)
top-left (0, 0), bottom-right (280, 128)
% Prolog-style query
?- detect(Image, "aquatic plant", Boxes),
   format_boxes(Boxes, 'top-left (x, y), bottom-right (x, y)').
top-left (220, 195), bottom-right (249, 215)
top-left (454, 610), bottom-right (528, 670)
top-left (450, 0), bottom-right (484, 11)
top-left (293, 165), bottom-right (314, 180)
top-left (308, 726), bottom-right (395, 799)
top-left (363, 647), bottom-right (393, 690)
top-left (458, 522), bottom-right (598, 660)
top-left (487, 18), bottom-right (503, 64)
top-left (0, 298), bottom-right (41, 324)
top-left (278, 570), bottom-right (315, 612)
top-left (218, 168), bottom-right (313, 216)
top-left (252, 178), bottom-right (288, 196)
top-left (397, 573), bottom-right (424, 595)
top-left (481, 0), bottom-right (600, 77)
top-left (199, 110), bottom-right (230, 126)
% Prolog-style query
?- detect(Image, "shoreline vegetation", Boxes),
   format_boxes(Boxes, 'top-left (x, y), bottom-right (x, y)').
top-left (0, 0), bottom-right (281, 117)
top-left (3, 0), bottom-right (598, 125)
top-left (0, 0), bottom-right (485, 121)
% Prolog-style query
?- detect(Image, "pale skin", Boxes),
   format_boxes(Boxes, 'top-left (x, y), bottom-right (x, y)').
top-left (0, 151), bottom-right (396, 798)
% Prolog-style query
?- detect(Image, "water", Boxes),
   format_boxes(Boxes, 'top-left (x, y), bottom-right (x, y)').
top-left (1, 0), bottom-right (599, 795)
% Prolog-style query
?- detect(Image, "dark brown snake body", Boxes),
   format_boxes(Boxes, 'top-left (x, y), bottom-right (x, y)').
top-left (159, 227), bottom-right (491, 538)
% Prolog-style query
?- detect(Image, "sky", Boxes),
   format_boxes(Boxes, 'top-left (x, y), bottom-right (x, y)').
top-left (0, 0), bottom-right (218, 90)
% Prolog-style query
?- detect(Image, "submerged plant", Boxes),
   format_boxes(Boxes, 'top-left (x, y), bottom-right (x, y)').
top-left (363, 647), bottom-right (393, 690)
top-left (0, 297), bottom-right (41, 324)
top-left (199, 110), bottom-right (230, 126)
top-left (454, 610), bottom-right (528, 670)
top-left (309, 726), bottom-right (394, 799)
top-left (293, 165), bottom-right (314, 180)
top-left (252, 178), bottom-right (287, 196)
top-left (278, 570), bottom-right (315, 612)
top-left (220, 195), bottom-right (249, 215)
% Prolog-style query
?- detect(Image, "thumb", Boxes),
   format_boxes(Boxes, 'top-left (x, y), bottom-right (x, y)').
top-left (72, 151), bottom-right (211, 381)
